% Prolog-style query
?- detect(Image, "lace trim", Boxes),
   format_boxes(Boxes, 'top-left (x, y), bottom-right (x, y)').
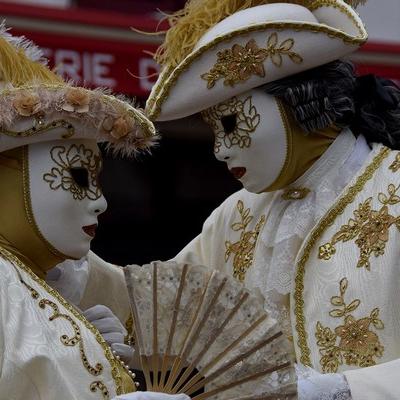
top-left (297, 366), bottom-right (352, 400)
top-left (250, 131), bottom-right (363, 297)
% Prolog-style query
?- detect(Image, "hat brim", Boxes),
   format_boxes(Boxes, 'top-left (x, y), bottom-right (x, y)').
top-left (0, 84), bottom-right (157, 156)
top-left (146, 0), bottom-right (367, 121)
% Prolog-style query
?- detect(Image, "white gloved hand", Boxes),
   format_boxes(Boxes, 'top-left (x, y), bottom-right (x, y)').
top-left (46, 257), bottom-right (89, 305)
top-left (113, 392), bottom-right (190, 400)
top-left (83, 305), bottom-right (134, 363)
top-left (297, 366), bottom-right (352, 400)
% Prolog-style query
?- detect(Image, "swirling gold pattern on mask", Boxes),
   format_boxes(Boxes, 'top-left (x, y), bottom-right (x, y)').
top-left (43, 144), bottom-right (102, 201)
top-left (202, 96), bottom-right (260, 153)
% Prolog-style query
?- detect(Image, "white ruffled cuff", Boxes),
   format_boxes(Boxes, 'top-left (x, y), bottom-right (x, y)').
top-left (297, 366), bottom-right (352, 400)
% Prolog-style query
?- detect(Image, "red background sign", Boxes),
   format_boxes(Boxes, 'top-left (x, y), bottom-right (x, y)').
top-left (13, 29), bottom-right (160, 97)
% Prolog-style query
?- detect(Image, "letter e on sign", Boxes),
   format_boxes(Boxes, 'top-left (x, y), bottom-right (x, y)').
top-left (92, 53), bottom-right (117, 88)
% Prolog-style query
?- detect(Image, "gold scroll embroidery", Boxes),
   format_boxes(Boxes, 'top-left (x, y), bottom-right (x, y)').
top-left (201, 33), bottom-right (303, 89)
top-left (389, 152), bottom-right (400, 172)
top-left (90, 381), bottom-right (111, 398)
top-left (316, 278), bottom-right (384, 373)
top-left (7, 254), bottom-right (111, 399)
top-left (319, 184), bottom-right (400, 270)
top-left (39, 298), bottom-right (104, 376)
top-left (225, 200), bottom-right (266, 282)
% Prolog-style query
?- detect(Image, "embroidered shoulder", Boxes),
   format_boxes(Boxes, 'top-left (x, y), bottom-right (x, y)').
top-left (0, 246), bottom-right (130, 397)
top-left (319, 183), bottom-right (400, 270)
top-left (316, 278), bottom-right (384, 373)
top-left (225, 199), bottom-right (266, 282)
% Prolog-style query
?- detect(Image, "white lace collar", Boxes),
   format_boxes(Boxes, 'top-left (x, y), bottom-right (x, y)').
top-left (248, 130), bottom-right (372, 298)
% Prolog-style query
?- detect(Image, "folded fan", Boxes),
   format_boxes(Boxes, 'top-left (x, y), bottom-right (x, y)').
top-left (124, 261), bottom-right (297, 400)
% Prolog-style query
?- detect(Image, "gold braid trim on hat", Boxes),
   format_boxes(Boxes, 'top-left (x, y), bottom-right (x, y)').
top-left (154, 0), bottom-right (367, 68)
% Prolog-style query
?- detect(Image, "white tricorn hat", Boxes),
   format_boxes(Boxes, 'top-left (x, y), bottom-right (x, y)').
top-left (0, 24), bottom-right (157, 156)
top-left (145, 0), bottom-right (368, 121)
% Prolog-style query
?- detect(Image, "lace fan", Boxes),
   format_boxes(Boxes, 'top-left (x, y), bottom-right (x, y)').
top-left (124, 261), bottom-right (297, 400)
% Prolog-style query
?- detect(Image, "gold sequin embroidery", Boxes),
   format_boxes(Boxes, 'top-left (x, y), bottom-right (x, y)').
top-left (389, 152), bottom-right (400, 172)
top-left (0, 245), bottom-right (127, 396)
top-left (201, 34), bottom-right (303, 89)
top-left (39, 299), bottom-right (104, 376)
top-left (18, 278), bottom-right (109, 398)
top-left (319, 183), bottom-right (400, 270)
top-left (91, 382), bottom-right (110, 398)
top-left (316, 278), bottom-right (384, 373)
top-left (294, 146), bottom-right (390, 367)
top-left (2, 116), bottom-right (75, 139)
top-left (225, 200), bottom-right (266, 282)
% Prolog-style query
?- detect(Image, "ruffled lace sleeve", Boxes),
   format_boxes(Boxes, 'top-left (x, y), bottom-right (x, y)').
top-left (297, 366), bottom-right (352, 400)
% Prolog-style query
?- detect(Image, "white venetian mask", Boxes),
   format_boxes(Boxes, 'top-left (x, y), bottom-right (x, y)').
top-left (25, 139), bottom-right (107, 259)
top-left (202, 88), bottom-right (287, 193)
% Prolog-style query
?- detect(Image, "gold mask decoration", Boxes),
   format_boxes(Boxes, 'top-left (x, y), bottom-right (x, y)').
top-left (43, 144), bottom-right (102, 201)
top-left (202, 95), bottom-right (260, 153)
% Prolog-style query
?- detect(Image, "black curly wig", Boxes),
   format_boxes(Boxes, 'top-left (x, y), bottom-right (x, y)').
top-left (263, 60), bottom-right (400, 149)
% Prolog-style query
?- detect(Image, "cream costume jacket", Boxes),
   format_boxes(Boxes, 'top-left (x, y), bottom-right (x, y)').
top-left (0, 248), bottom-right (130, 400)
top-left (172, 142), bottom-right (400, 400)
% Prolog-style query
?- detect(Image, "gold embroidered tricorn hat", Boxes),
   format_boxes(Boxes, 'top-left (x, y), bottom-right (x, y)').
top-left (0, 24), bottom-right (157, 156)
top-left (145, 0), bottom-right (368, 121)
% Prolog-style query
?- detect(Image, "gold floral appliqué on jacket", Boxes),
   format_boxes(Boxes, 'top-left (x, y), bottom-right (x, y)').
top-left (225, 200), bottom-right (266, 282)
top-left (319, 184), bottom-right (400, 270)
top-left (201, 33), bottom-right (303, 89)
top-left (316, 278), bottom-right (384, 373)
top-left (389, 152), bottom-right (400, 172)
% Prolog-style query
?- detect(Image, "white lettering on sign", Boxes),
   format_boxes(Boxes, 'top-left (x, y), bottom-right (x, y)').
top-left (43, 48), bottom-right (116, 88)
top-left (55, 49), bottom-right (82, 81)
top-left (92, 53), bottom-right (116, 87)
top-left (138, 58), bottom-right (160, 91)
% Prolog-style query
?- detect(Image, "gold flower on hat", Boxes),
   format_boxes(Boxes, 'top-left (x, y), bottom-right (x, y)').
top-left (231, 39), bottom-right (267, 82)
top-left (201, 33), bottom-right (303, 89)
top-left (12, 90), bottom-right (41, 116)
top-left (62, 88), bottom-right (90, 113)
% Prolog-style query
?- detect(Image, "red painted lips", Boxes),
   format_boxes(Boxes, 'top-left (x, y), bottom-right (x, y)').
top-left (82, 224), bottom-right (97, 238)
top-left (230, 167), bottom-right (247, 179)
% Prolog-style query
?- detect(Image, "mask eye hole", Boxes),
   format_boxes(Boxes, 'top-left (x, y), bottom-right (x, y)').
top-left (221, 113), bottom-right (237, 134)
top-left (69, 167), bottom-right (89, 188)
